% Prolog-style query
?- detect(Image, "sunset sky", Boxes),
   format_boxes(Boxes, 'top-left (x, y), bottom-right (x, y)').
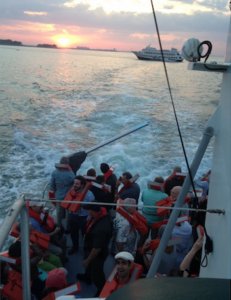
top-left (0, 0), bottom-right (230, 55)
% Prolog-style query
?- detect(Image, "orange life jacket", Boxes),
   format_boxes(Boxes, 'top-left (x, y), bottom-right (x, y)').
top-left (99, 263), bottom-right (143, 298)
top-left (104, 165), bottom-right (116, 181)
top-left (196, 225), bottom-right (204, 238)
top-left (116, 200), bottom-right (148, 235)
top-left (60, 181), bottom-right (92, 213)
top-left (156, 195), bottom-right (191, 216)
top-left (10, 222), bottom-right (50, 252)
top-left (138, 237), bottom-right (183, 255)
top-left (118, 174), bottom-right (140, 195)
top-left (55, 163), bottom-right (73, 172)
top-left (27, 202), bottom-right (55, 233)
top-left (41, 282), bottom-right (81, 300)
top-left (151, 215), bottom-right (190, 229)
top-left (86, 207), bottom-right (108, 233)
top-left (163, 172), bottom-right (187, 192)
top-left (0, 267), bottom-right (24, 300)
top-left (147, 181), bottom-right (164, 191)
top-left (0, 249), bottom-right (33, 265)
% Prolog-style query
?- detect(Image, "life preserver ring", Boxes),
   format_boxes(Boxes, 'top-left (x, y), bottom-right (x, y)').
top-left (99, 263), bottom-right (143, 298)
top-left (163, 172), bottom-right (187, 193)
top-left (0, 267), bottom-right (24, 300)
top-left (116, 200), bottom-right (148, 235)
top-left (118, 174), bottom-right (140, 195)
top-left (41, 282), bottom-right (81, 300)
top-left (138, 237), bottom-right (183, 255)
top-left (60, 181), bottom-right (92, 213)
top-left (156, 195), bottom-right (191, 216)
top-left (104, 165), bottom-right (116, 181)
top-left (10, 222), bottom-right (50, 252)
top-left (151, 215), bottom-right (190, 229)
top-left (27, 202), bottom-right (55, 233)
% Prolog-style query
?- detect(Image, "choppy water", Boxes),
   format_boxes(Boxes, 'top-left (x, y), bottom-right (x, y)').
top-left (0, 45), bottom-right (223, 218)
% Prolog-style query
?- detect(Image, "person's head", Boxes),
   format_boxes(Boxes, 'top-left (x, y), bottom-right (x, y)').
top-left (167, 267), bottom-right (183, 277)
top-left (60, 156), bottom-right (69, 165)
top-left (123, 198), bottom-right (136, 215)
top-left (100, 163), bottom-right (109, 174)
top-left (154, 176), bottom-right (164, 184)
top-left (83, 201), bottom-right (101, 218)
top-left (170, 186), bottom-right (181, 200)
top-left (73, 175), bottom-right (86, 191)
top-left (46, 268), bottom-right (67, 290)
top-left (115, 252), bottom-right (134, 279)
top-left (87, 168), bottom-right (96, 177)
top-left (9, 241), bottom-right (21, 258)
top-left (96, 175), bottom-right (105, 185)
top-left (121, 172), bottom-right (132, 185)
top-left (173, 166), bottom-right (181, 173)
top-left (29, 200), bottom-right (45, 213)
top-left (0, 261), bottom-right (9, 284)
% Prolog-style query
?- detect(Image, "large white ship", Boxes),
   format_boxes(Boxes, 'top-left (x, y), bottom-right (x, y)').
top-left (132, 45), bottom-right (184, 62)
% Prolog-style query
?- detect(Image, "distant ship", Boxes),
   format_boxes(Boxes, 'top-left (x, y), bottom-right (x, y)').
top-left (132, 45), bottom-right (184, 62)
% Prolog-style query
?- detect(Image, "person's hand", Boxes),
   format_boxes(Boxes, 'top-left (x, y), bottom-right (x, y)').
top-left (142, 241), bottom-right (150, 254)
top-left (54, 226), bottom-right (61, 234)
top-left (192, 237), bottom-right (203, 252)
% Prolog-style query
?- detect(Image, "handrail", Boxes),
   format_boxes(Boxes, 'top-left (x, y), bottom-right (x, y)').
top-left (0, 200), bottom-right (31, 300)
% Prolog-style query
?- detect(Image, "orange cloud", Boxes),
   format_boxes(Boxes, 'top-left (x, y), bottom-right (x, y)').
top-left (24, 11), bottom-right (47, 16)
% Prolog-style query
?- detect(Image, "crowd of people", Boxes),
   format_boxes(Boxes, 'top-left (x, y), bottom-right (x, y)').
top-left (0, 157), bottom-right (210, 300)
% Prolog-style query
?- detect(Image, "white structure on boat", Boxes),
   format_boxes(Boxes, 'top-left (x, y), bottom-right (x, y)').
top-left (132, 46), bottom-right (184, 62)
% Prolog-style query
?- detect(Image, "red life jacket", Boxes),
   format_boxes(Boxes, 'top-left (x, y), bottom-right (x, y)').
top-left (0, 249), bottom-right (33, 265)
top-left (99, 263), bottom-right (143, 298)
top-left (61, 182), bottom-right (92, 213)
top-left (156, 195), bottom-right (191, 216)
top-left (196, 225), bottom-right (204, 238)
top-left (163, 171), bottom-right (187, 192)
top-left (147, 181), bottom-right (164, 191)
top-left (41, 282), bottom-right (81, 300)
top-left (118, 174), bottom-right (139, 195)
top-left (138, 237), bottom-right (182, 255)
top-left (116, 200), bottom-right (148, 235)
top-left (104, 165), bottom-right (116, 181)
top-left (10, 222), bottom-right (50, 252)
top-left (151, 215), bottom-right (190, 229)
top-left (86, 207), bottom-right (108, 233)
top-left (0, 268), bottom-right (24, 300)
top-left (27, 202), bottom-right (55, 232)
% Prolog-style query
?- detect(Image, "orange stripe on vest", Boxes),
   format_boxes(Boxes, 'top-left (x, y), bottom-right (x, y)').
top-left (61, 182), bottom-right (92, 213)
top-left (151, 215), bottom-right (190, 229)
top-left (99, 263), bottom-right (143, 298)
top-left (104, 165), bottom-right (116, 181)
top-left (156, 195), bottom-right (191, 216)
top-left (138, 237), bottom-right (183, 255)
top-left (116, 200), bottom-right (148, 235)
top-left (10, 222), bottom-right (50, 252)
top-left (42, 282), bottom-right (81, 300)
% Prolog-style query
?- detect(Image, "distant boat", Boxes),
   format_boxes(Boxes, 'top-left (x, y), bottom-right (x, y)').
top-left (132, 45), bottom-right (184, 62)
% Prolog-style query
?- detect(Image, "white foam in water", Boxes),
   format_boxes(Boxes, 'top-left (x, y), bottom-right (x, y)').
top-left (0, 49), bottom-right (221, 217)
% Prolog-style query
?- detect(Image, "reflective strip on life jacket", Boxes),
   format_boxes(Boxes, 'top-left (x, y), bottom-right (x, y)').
top-left (91, 181), bottom-right (110, 193)
top-left (147, 181), bottom-right (164, 191)
top-left (138, 237), bottom-right (182, 255)
top-left (99, 263), bottom-right (143, 298)
top-left (104, 165), bottom-right (115, 181)
top-left (83, 175), bottom-right (96, 181)
top-left (61, 182), bottom-right (92, 213)
top-left (0, 249), bottom-right (33, 265)
top-left (48, 189), bottom-right (56, 206)
top-left (55, 163), bottom-right (73, 172)
top-left (118, 174), bottom-right (140, 195)
top-left (151, 215), bottom-right (190, 229)
top-left (116, 200), bottom-right (148, 235)
top-left (196, 225), bottom-right (204, 238)
top-left (42, 282), bottom-right (81, 300)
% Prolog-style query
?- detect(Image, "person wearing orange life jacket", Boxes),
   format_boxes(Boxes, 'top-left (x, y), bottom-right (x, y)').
top-left (170, 186), bottom-right (189, 216)
top-left (118, 172), bottom-right (140, 205)
top-left (100, 163), bottom-right (117, 206)
top-left (76, 202), bottom-right (111, 297)
top-left (111, 198), bottom-right (137, 256)
top-left (164, 166), bottom-right (185, 196)
top-left (114, 252), bottom-right (137, 287)
top-left (68, 175), bottom-right (95, 255)
top-left (50, 156), bottom-right (75, 231)
top-left (138, 176), bottom-right (168, 248)
top-left (28, 201), bottom-right (67, 264)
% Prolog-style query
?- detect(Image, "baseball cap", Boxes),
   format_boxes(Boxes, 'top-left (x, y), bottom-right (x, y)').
top-left (29, 200), bottom-right (45, 207)
top-left (115, 251), bottom-right (134, 262)
top-left (46, 268), bottom-right (67, 289)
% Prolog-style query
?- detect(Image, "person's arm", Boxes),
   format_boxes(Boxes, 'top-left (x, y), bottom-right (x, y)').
top-left (49, 226), bottom-right (61, 237)
top-left (141, 241), bottom-right (156, 270)
top-left (83, 248), bottom-right (101, 268)
top-left (30, 244), bottom-right (43, 266)
top-left (180, 237), bottom-right (203, 277)
top-left (199, 170), bottom-right (211, 181)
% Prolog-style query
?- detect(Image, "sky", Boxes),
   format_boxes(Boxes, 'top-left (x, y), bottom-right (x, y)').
top-left (0, 0), bottom-right (230, 55)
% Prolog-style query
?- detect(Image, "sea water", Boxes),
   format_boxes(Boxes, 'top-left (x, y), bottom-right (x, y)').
top-left (0, 45), bottom-right (223, 219)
